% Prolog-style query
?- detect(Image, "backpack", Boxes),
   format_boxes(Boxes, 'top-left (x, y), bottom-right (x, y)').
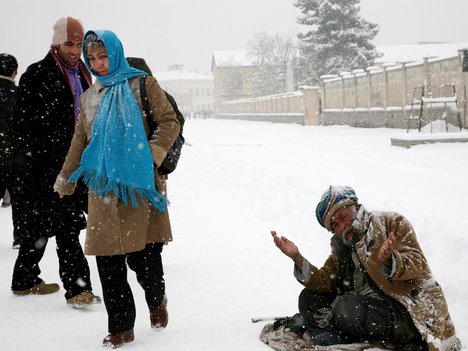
top-left (139, 76), bottom-right (185, 175)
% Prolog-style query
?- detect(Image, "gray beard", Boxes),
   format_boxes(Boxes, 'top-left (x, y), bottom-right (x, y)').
top-left (342, 206), bottom-right (359, 246)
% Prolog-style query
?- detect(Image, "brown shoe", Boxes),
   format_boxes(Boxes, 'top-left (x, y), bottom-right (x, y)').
top-left (66, 291), bottom-right (102, 308)
top-left (13, 281), bottom-right (60, 296)
top-left (102, 329), bottom-right (134, 348)
top-left (150, 296), bottom-right (168, 330)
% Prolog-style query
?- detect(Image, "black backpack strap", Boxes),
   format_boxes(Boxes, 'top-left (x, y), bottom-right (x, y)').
top-left (140, 75), bottom-right (150, 117)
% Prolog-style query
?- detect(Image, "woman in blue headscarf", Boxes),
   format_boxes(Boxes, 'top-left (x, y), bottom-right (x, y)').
top-left (54, 30), bottom-right (180, 348)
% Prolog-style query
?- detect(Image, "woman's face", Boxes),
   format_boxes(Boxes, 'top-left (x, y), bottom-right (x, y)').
top-left (86, 45), bottom-right (109, 76)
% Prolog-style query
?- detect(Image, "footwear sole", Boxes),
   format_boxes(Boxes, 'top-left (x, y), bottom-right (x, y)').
top-left (12, 285), bottom-right (60, 296)
top-left (151, 325), bottom-right (166, 332)
top-left (102, 331), bottom-right (134, 348)
top-left (67, 299), bottom-right (101, 309)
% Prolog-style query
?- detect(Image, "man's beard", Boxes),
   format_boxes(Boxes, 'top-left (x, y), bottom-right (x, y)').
top-left (341, 206), bottom-right (358, 246)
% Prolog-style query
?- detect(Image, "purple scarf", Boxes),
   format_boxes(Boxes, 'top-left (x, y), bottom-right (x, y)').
top-left (50, 45), bottom-right (92, 123)
top-left (64, 66), bottom-right (83, 122)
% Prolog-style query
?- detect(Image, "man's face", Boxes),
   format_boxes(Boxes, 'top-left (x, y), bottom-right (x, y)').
top-left (330, 206), bottom-right (355, 241)
top-left (57, 39), bottom-right (83, 67)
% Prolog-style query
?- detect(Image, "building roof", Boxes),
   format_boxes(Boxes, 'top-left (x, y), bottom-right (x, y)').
top-left (375, 42), bottom-right (468, 64)
top-left (212, 51), bottom-right (256, 68)
top-left (154, 69), bottom-right (213, 82)
top-left (212, 43), bottom-right (468, 70)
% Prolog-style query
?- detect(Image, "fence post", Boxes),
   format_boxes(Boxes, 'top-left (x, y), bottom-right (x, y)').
top-left (459, 48), bottom-right (468, 128)
top-left (383, 66), bottom-right (388, 109)
top-left (367, 70), bottom-right (371, 109)
top-left (341, 77), bottom-right (345, 109)
top-left (424, 57), bottom-right (432, 96)
top-left (402, 63), bottom-right (407, 108)
top-left (301, 86), bottom-right (321, 126)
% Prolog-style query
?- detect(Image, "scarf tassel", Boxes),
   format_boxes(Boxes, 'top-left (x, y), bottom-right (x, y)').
top-left (69, 168), bottom-right (169, 212)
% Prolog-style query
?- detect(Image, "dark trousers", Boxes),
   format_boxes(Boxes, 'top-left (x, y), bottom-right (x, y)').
top-left (96, 243), bottom-right (165, 334)
top-left (298, 289), bottom-right (425, 348)
top-left (11, 230), bottom-right (92, 300)
top-left (1, 167), bottom-right (23, 244)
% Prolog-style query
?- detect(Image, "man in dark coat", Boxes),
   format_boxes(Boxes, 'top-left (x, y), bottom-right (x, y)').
top-left (10, 17), bottom-right (101, 307)
top-left (0, 53), bottom-right (21, 247)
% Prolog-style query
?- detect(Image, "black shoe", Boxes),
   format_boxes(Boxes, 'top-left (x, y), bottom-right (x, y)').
top-left (150, 296), bottom-right (168, 329)
top-left (103, 329), bottom-right (134, 348)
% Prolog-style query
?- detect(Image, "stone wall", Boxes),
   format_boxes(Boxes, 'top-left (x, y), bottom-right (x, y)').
top-left (217, 87), bottom-right (321, 126)
top-left (321, 51), bottom-right (466, 129)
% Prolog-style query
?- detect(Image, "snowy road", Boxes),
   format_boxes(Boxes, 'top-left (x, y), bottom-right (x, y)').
top-left (1, 119), bottom-right (467, 350)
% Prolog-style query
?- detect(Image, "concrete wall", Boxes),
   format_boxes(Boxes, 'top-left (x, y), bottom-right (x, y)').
top-left (217, 87), bottom-right (321, 126)
top-left (321, 107), bottom-right (461, 129)
top-left (321, 52), bottom-right (466, 129)
top-left (212, 50), bottom-right (468, 129)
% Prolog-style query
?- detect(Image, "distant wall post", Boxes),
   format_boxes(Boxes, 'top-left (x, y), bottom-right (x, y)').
top-left (402, 63), bottom-right (407, 107)
top-left (460, 48), bottom-right (468, 127)
top-left (301, 86), bottom-right (320, 126)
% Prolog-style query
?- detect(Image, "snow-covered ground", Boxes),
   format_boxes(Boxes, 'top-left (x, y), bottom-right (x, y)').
top-left (1, 119), bottom-right (467, 350)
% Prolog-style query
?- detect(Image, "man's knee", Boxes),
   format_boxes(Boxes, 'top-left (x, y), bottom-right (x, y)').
top-left (298, 289), bottom-right (334, 315)
top-left (333, 294), bottom-right (391, 340)
top-left (333, 294), bottom-right (367, 335)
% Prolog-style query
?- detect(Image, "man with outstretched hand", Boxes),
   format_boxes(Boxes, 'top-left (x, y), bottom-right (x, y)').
top-left (271, 185), bottom-right (460, 351)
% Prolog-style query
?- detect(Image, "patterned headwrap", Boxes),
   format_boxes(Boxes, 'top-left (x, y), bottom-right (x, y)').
top-left (315, 185), bottom-right (358, 232)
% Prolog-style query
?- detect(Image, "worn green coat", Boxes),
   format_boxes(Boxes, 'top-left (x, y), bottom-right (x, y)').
top-left (55, 76), bottom-right (180, 256)
top-left (299, 210), bottom-right (461, 351)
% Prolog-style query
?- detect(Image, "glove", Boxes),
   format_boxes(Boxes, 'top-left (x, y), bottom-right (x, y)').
top-left (273, 313), bottom-right (306, 335)
top-left (53, 174), bottom-right (76, 198)
top-left (313, 307), bottom-right (334, 329)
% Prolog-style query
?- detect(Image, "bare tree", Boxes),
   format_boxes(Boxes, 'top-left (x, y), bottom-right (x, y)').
top-left (247, 31), bottom-right (298, 96)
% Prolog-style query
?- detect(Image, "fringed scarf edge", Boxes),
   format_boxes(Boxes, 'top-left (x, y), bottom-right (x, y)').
top-left (69, 167), bottom-right (169, 212)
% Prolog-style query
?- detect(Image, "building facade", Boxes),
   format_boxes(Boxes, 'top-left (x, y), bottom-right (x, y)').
top-left (155, 64), bottom-right (214, 118)
top-left (211, 51), bottom-right (258, 114)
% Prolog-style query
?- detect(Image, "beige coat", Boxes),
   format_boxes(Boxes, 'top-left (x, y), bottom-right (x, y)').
top-left (55, 76), bottom-right (180, 256)
top-left (299, 210), bottom-right (461, 351)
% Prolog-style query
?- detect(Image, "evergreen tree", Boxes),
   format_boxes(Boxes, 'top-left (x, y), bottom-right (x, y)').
top-left (295, 0), bottom-right (380, 85)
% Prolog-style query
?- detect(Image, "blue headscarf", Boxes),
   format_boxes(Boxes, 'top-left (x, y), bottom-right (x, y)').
top-left (69, 30), bottom-right (168, 211)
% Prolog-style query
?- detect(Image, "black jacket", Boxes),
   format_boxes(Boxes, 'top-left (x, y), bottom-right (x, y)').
top-left (0, 76), bottom-right (18, 167)
top-left (13, 52), bottom-right (91, 237)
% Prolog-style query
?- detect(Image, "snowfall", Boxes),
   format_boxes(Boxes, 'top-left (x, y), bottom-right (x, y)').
top-left (0, 118), bottom-right (467, 351)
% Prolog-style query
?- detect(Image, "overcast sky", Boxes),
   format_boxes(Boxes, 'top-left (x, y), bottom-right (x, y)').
top-left (2, 0), bottom-right (468, 75)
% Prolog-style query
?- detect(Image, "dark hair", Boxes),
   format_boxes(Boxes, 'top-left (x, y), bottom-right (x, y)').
top-left (0, 53), bottom-right (18, 76)
top-left (83, 33), bottom-right (104, 54)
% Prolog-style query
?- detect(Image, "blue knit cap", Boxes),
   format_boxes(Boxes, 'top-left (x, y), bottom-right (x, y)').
top-left (316, 186), bottom-right (358, 232)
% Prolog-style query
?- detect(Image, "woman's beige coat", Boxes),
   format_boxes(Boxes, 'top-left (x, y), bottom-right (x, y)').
top-left (55, 76), bottom-right (180, 256)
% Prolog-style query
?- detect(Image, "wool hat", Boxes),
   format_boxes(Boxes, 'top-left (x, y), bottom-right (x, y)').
top-left (52, 17), bottom-right (84, 45)
top-left (0, 53), bottom-right (18, 76)
top-left (315, 185), bottom-right (358, 232)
